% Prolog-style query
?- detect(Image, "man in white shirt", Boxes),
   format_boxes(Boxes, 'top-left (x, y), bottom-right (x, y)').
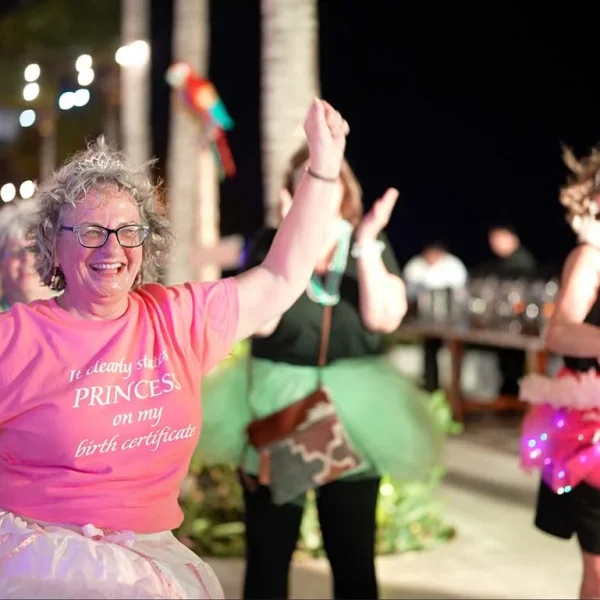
top-left (403, 242), bottom-right (468, 295)
top-left (403, 243), bottom-right (468, 391)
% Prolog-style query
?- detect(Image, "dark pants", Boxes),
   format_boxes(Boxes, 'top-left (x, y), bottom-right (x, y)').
top-left (424, 339), bottom-right (525, 396)
top-left (241, 475), bottom-right (381, 600)
top-left (497, 347), bottom-right (525, 395)
top-left (424, 337), bottom-right (442, 392)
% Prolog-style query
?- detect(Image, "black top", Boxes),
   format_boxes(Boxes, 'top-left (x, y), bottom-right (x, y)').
top-left (563, 294), bottom-right (600, 373)
top-left (245, 227), bottom-right (402, 366)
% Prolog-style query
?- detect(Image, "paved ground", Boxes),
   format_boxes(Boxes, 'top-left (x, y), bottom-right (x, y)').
top-left (206, 416), bottom-right (582, 599)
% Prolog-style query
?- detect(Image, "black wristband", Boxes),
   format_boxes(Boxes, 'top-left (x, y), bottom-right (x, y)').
top-left (306, 166), bottom-right (339, 183)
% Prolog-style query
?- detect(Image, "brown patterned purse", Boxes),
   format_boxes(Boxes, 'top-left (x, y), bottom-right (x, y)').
top-left (244, 306), bottom-right (363, 505)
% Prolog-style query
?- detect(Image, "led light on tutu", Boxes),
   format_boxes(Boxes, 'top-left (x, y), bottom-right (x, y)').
top-left (521, 411), bottom-right (600, 494)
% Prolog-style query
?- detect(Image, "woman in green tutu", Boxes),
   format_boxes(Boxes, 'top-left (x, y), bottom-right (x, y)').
top-left (197, 145), bottom-right (447, 599)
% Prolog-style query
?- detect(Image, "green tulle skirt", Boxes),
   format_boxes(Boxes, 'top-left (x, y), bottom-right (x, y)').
top-left (196, 352), bottom-right (447, 482)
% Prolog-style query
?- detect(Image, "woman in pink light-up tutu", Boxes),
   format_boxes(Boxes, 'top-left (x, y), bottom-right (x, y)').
top-left (0, 98), bottom-right (350, 598)
top-left (519, 146), bottom-right (600, 599)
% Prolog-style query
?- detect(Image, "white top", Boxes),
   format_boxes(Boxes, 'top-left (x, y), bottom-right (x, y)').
top-left (403, 253), bottom-right (468, 290)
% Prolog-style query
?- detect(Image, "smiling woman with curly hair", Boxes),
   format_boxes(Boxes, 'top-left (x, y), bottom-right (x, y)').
top-left (0, 98), bottom-right (351, 598)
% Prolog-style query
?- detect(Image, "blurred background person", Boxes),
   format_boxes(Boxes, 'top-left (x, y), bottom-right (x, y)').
top-left (0, 199), bottom-right (55, 310)
top-left (472, 225), bottom-right (538, 395)
top-left (404, 242), bottom-right (468, 391)
top-left (481, 225), bottom-right (537, 278)
top-left (403, 241), bottom-right (468, 298)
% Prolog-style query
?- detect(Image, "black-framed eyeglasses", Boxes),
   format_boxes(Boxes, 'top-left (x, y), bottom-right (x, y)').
top-left (60, 224), bottom-right (150, 249)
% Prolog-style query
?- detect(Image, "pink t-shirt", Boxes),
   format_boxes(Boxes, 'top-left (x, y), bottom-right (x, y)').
top-left (0, 278), bottom-right (239, 533)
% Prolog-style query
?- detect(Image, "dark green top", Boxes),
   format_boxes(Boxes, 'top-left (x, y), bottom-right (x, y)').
top-left (245, 227), bottom-right (402, 364)
top-left (474, 246), bottom-right (538, 278)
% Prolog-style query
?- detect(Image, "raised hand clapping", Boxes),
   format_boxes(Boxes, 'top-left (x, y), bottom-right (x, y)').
top-left (355, 188), bottom-right (399, 244)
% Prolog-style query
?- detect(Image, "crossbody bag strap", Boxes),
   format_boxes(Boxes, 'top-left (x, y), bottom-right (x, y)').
top-left (247, 302), bottom-right (332, 405)
top-left (317, 305), bottom-right (333, 387)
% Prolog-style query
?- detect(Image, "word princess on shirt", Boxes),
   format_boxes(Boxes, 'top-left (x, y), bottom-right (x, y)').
top-left (69, 350), bottom-right (176, 407)
top-left (66, 349), bottom-right (198, 460)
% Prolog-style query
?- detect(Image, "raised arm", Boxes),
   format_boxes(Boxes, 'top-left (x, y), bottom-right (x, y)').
top-left (544, 244), bottom-right (600, 357)
top-left (234, 99), bottom-right (349, 341)
top-left (353, 188), bottom-right (406, 333)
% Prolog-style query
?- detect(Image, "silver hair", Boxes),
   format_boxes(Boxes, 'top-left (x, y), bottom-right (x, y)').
top-left (28, 136), bottom-right (173, 291)
top-left (0, 198), bottom-right (40, 258)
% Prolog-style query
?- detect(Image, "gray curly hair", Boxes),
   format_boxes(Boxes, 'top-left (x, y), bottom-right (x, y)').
top-left (29, 136), bottom-right (173, 291)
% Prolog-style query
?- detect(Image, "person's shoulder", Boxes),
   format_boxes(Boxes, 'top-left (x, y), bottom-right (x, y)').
top-left (134, 282), bottom-right (197, 310)
top-left (555, 244), bottom-right (600, 284)
top-left (403, 255), bottom-right (424, 270)
top-left (444, 253), bottom-right (467, 269)
top-left (135, 279), bottom-right (237, 310)
top-left (139, 278), bottom-right (235, 294)
top-left (2, 297), bottom-right (55, 319)
top-left (135, 282), bottom-right (169, 296)
top-left (521, 245), bottom-right (537, 264)
top-left (0, 298), bottom-right (57, 340)
top-left (565, 243), bottom-right (600, 267)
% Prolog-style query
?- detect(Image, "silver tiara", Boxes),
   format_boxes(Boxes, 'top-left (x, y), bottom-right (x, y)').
top-left (75, 155), bottom-right (124, 173)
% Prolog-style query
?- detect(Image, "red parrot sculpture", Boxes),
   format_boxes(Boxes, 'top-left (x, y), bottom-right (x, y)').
top-left (166, 61), bottom-right (236, 179)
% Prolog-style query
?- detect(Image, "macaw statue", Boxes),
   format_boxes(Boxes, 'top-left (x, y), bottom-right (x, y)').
top-left (166, 61), bottom-right (236, 179)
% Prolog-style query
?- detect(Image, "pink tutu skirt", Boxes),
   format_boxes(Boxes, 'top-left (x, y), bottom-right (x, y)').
top-left (520, 367), bottom-right (600, 494)
top-left (0, 510), bottom-right (224, 599)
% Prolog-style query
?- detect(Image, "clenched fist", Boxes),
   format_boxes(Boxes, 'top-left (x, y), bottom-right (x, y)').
top-left (303, 98), bottom-right (349, 180)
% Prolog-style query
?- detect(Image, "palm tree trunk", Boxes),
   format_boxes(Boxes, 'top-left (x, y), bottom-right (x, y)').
top-left (261, 0), bottom-right (320, 227)
top-left (102, 66), bottom-right (120, 147)
top-left (166, 0), bottom-right (220, 284)
top-left (38, 105), bottom-right (57, 184)
top-left (120, 0), bottom-right (150, 168)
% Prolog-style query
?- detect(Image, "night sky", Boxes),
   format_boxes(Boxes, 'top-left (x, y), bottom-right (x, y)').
top-left (42, 2), bottom-right (600, 274)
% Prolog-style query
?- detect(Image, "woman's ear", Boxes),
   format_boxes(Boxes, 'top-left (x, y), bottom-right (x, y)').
top-left (279, 188), bottom-right (293, 221)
